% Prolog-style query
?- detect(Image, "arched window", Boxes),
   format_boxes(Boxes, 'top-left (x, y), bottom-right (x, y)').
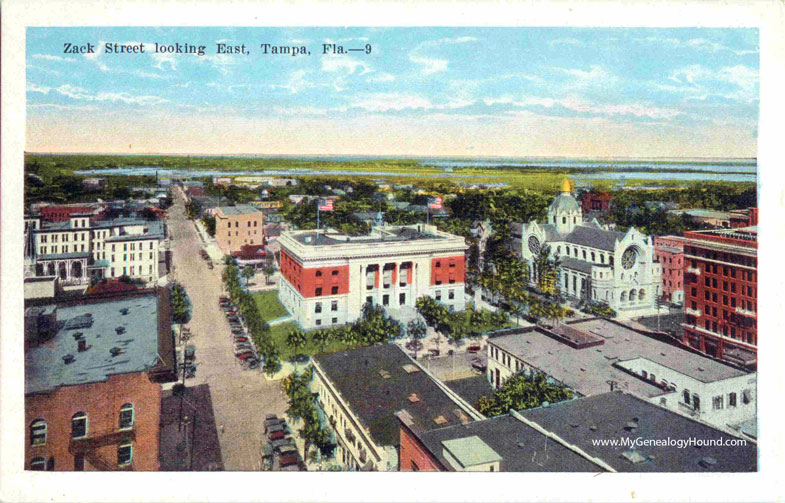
top-left (30, 457), bottom-right (46, 471)
top-left (562, 217), bottom-right (566, 224)
top-left (591, 252), bottom-right (596, 262)
top-left (118, 442), bottom-right (133, 466)
top-left (30, 419), bottom-right (47, 446)
top-left (630, 289), bottom-right (637, 301)
top-left (683, 389), bottom-right (691, 404)
top-left (566, 246), bottom-right (570, 256)
top-left (639, 289), bottom-right (646, 301)
top-left (621, 291), bottom-right (627, 302)
top-left (72, 412), bottom-right (88, 439)
top-left (315, 270), bottom-right (322, 277)
top-left (119, 403), bottom-right (134, 430)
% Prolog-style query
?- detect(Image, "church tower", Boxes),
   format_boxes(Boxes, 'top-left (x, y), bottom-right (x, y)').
top-left (548, 178), bottom-right (582, 235)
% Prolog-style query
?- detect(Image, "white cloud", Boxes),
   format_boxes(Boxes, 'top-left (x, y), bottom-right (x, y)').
top-left (32, 54), bottom-right (75, 62)
top-left (321, 56), bottom-right (372, 75)
top-left (409, 36), bottom-right (477, 75)
top-left (642, 36), bottom-right (757, 56)
top-left (27, 83), bottom-right (168, 106)
top-left (350, 93), bottom-right (433, 112)
top-left (554, 64), bottom-right (618, 86)
top-left (483, 94), bottom-right (683, 120)
top-left (665, 64), bottom-right (758, 101)
top-left (366, 72), bottom-right (395, 83)
top-left (152, 52), bottom-right (177, 71)
top-left (269, 70), bottom-right (327, 94)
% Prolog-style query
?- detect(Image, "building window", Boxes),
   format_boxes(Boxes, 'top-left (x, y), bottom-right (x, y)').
top-left (448, 290), bottom-right (455, 300)
top-left (400, 293), bottom-right (406, 305)
top-left (316, 270), bottom-right (323, 277)
top-left (693, 394), bottom-right (701, 410)
top-left (119, 403), bottom-right (134, 430)
top-left (728, 392), bottom-right (737, 408)
top-left (315, 302), bottom-right (322, 314)
top-left (71, 412), bottom-right (88, 439)
top-left (682, 389), bottom-right (691, 405)
top-left (713, 396), bottom-right (724, 410)
top-left (366, 296), bottom-right (373, 305)
top-left (117, 442), bottom-right (133, 466)
top-left (30, 457), bottom-right (46, 471)
top-left (742, 389), bottom-right (752, 404)
top-left (332, 318), bottom-right (338, 324)
top-left (315, 287), bottom-right (322, 297)
top-left (30, 419), bottom-right (47, 446)
top-left (331, 301), bottom-right (338, 311)
top-left (435, 291), bottom-right (442, 301)
top-left (383, 294), bottom-right (389, 306)
top-left (331, 286), bottom-right (339, 295)
top-left (315, 319), bottom-right (322, 326)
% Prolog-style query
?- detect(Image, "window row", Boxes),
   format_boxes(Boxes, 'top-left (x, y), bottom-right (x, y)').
top-left (29, 404), bottom-right (134, 446)
top-left (30, 442), bottom-right (133, 470)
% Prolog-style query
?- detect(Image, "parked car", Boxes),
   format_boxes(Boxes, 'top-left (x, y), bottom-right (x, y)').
top-left (268, 437), bottom-right (294, 451)
top-left (279, 454), bottom-right (304, 468)
top-left (268, 430), bottom-right (287, 441)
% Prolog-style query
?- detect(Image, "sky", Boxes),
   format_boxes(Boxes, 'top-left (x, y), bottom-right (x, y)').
top-left (25, 27), bottom-right (759, 158)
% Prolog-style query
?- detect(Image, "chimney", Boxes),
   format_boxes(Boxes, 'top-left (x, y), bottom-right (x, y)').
top-left (77, 339), bottom-right (87, 352)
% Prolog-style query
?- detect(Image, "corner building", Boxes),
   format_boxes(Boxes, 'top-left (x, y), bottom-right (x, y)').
top-left (277, 224), bottom-right (467, 330)
top-left (682, 226), bottom-right (757, 368)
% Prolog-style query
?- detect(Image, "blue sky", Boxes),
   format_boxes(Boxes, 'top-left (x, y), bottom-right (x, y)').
top-left (26, 27), bottom-right (759, 157)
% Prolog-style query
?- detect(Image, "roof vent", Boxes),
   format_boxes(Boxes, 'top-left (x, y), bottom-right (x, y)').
top-left (379, 369), bottom-right (392, 379)
top-left (408, 393), bottom-right (420, 403)
top-left (589, 426), bottom-right (597, 432)
top-left (120, 308), bottom-right (130, 315)
top-left (433, 415), bottom-right (447, 425)
top-left (77, 339), bottom-right (88, 352)
top-left (697, 367), bottom-right (705, 372)
top-left (63, 354), bottom-right (75, 364)
top-left (402, 364), bottom-right (420, 374)
top-left (72, 332), bottom-right (84, 340)
top-left (621, 449), bottom-right (647, 464)
top-left (699, 457), bottom-right (718, 468)
top-left (110, 347), bottom-right (122, 357)
top-left (115, 326), bottom-right (126, 335)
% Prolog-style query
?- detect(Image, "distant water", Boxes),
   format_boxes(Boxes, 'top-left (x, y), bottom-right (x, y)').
top-left (72, 156), bottom-right (757, 183)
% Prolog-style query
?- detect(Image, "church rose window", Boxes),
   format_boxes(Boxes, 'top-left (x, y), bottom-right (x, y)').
top-left (621, 247), bottom-right (637, 270)
top-left (527, 236), bottom-right (541, 254)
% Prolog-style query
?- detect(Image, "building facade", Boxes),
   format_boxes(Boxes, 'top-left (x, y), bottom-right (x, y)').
top-left (654, 236), bottom-right (684, 305)
top-left (25, 214), bottom-right (165, 286)
top-left (24, 290), bottom-right (176, 471)
top-left (277, 224), bottom-right (467, 331)
top-left (682, 227), bottom-right (758, 368)
top-left (515, 180), bottom-right (662, 316)
top-left (214, 205), bottom-right (265, 256)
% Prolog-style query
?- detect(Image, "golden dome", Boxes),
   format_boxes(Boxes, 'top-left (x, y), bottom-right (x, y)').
top-left (561, 178), bottom-right (572, 193)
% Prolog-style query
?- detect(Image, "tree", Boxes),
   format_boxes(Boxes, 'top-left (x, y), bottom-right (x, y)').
top-left (170, 282), bottom-right (191, 324)
top-left (242, 266), bottom-right (255, 286)
top-left (186, 199), bottom-right (202, 219)
top-left (312, 329), bottom-right (330, 352)
top-left (406, 319), bottom-right (427, 359)
top-left (286, 327), bottom-right (308, 356)
top-left (263, 264), bottom-right (276, 286)
top-left (201, 214), bottom-right (216, 237)
top-left (476, 372), bottom-right (573, 417)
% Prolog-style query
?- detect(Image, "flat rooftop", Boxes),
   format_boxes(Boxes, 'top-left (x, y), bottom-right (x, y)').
top-left (216, 205), bottom-right (262, 216)
top-left (490, 319), bottom-right (746, 399)
top-left (417, 413), bottom-right (602, 472)
top-left (313, 344), bottom-right (471, 448)
top-left (291, 225), bottom-right (447, 247)
top-left (25, 293), bottom-right (162, 395)
top-left (519, 392), bottom-right (757, 472)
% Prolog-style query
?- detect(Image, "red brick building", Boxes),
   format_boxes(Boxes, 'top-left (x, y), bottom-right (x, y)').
top-left (682, 226), bottom-right (757, 368)
top-left (41, 205), bottom-right (93, 222)
top-left (654, 236), bottom-right (684, 305)
top-left (581, 191), bottom-right (612, 212)
top-left (24, 289), bottom-right (176, 471)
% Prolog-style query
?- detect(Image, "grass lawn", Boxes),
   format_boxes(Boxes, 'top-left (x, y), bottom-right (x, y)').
top-left (268, 321), bottom-right (356, 361)
top-left (253, 290), bottom-right (290, 321)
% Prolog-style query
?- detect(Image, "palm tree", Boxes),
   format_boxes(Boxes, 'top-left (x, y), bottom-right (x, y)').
top-left (286, 327), bottom-right (307, 356)
top-left (312, 329), bottom-right (330, 353)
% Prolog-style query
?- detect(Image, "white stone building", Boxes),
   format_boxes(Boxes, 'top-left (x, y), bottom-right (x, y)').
top-left (277, 224), bottom-right (467, 330)
top-left (25, 213), bottom-right (165, 286)
top-left (513, 179), bottom-right (662, 316)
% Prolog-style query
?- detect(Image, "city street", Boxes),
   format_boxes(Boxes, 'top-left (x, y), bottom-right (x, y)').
top-left (165, 188), bottom-right (288, 471)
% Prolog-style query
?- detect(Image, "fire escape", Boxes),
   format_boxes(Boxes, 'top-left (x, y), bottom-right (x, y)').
top-left (68, 428), bottom-right (136, 471)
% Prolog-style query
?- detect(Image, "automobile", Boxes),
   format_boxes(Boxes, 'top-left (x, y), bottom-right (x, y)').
top-left (276, 444), bottom-right (298, 456)
top-left (266, 423), bottom-right (286, 434)
top-left (279, 464), bottom-right (305, 471)
top-left (268, 437), bottom-right (294, 451)
top-left (471, 358), bottom-right (487, 373)
top-left (264, 420), bottom-right (283, 434)
top-left (236, 351), bottom-right (255, 360)
top-left (234, 337), bottom-right (248, 343)
top-left (268, 430), bottom-right (287, 441)
top-left (219, 296), bottom-right (229, 302)
top-left (467, 345), bottom-right (482, 354)
top-left (279, 454), bottom-right (303, 468)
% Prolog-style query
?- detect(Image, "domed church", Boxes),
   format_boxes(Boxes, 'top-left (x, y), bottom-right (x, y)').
top-left (512, 179), bottom-right (662, 316)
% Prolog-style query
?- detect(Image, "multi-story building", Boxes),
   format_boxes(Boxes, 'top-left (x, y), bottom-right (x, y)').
top-left (277, 224), bottom-right (467, 330)
top-left (398, 391), bottom-right (757, 472)
top-left (24, 289), bottom-right (176, 471)
top-left (214, 205), bottom-right (265, 256)
top-left (40, 204), bottom-right (96, 222)
top-left (513, 179), bottom-right (662, 316)
top-left (25, 214), bottom-right (165, 287)
top-left (654, 235), bottom-right (684, 305)
top-left (581, 191), bottom-right (612, 212)
top-left (682, 226), bottom-right (758, 368)
top-left (311, 344), bottom-right (482, 471)
top-left (485, 319), bottom-right (756, 433)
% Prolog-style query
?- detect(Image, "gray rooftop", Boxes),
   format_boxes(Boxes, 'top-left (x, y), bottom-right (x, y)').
top-left (564, 225), bottom-right (626, 252)
top-left (560, 256), bottom-right (595, 274)
top-left (37, 252), bottom-right (92, 261)
top-left (216, 205), bottom-right (262, 216)
top-left (519, 392), bottom-right (757, 472)
top-left (417, 413), bottom-right (601, 472)
top-left (25, 294), bottom-right (161, 395)
top-left (292, 226), bottom-right (445, 247)
top-left (490, 319), bottom-right (746, 399)
top-left (313, 344), bottom-right (469, 448)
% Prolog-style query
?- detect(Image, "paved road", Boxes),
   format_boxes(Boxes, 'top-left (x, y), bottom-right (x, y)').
top-left (166, 188), bottom-right (287, 471)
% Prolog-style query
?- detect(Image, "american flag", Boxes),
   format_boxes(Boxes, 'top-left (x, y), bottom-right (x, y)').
top-left (319, 199), bottom-right (334, 211)
top-left (428, 196), bottom-right (443, 210)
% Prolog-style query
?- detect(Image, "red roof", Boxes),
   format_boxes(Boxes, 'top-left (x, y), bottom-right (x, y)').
top-left (86, 279), bottom-right (139, 295)
top-left (233, 244), bottom-right (266, 260)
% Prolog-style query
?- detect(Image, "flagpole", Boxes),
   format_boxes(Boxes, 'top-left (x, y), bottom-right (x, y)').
top-left (317, 205), bottom-right (320, 231)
